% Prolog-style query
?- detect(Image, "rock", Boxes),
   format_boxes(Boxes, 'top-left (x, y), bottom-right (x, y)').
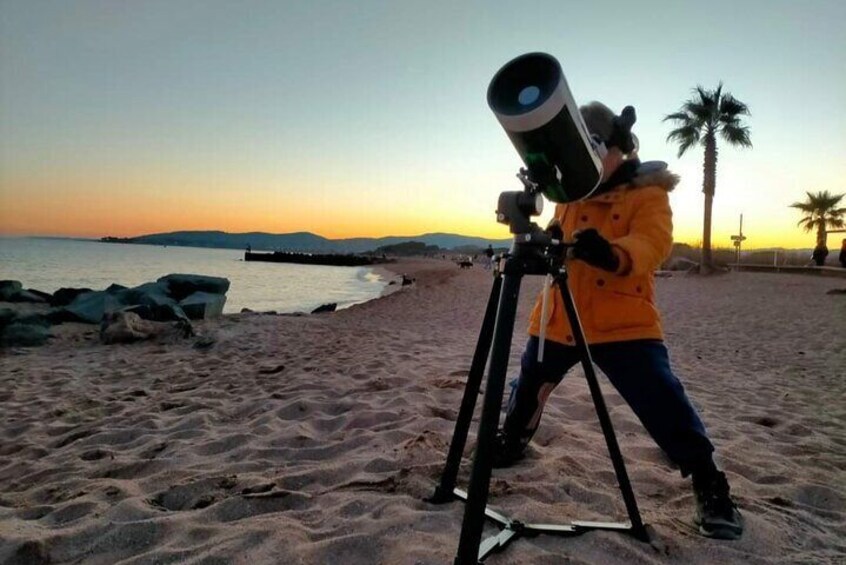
top-left (157, 274), bottom-right (230, 300)
top-left (62, 291), bottom-right (125, 324)
top-left (311, 302), bottom-right (337, 314)
top-left (826, 288), bottom-right (846, 295)
top-left (26, 289), bottom-right (53, 301)
top-left (6, 289), bottom-right (48, 303)
top-left (14, 313), bottom-right (52, 328)
top-left (123, 303), bottom-right (190, 323)
top-left (241, 307), bottom-right (254, 313)
top-left (117, 282), bottom-right (176, 308)
top-left (100, 311), bottom-right (159, 344)
top-left (50, 287), bottom-right (94, 307)
top-left (179, 291), bottom-right (226, 319)
top-left (0, 280), bottom-right (23, 300)
top-left (0, 307), bottom-right (16, 328)
top-left (105, 283), bottom-right (129, 294)
top-left (0, 322), bottom-right (50, 347)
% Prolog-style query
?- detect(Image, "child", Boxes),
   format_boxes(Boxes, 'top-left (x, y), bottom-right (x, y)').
top-left (495, 102), bottom-right (744, 540)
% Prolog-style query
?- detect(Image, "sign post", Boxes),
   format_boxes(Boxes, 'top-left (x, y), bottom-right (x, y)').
top-left (730, 214), bottom-right (746, 266)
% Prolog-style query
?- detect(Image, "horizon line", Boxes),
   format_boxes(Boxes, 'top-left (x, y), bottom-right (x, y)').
top-left (0, 233), bottom-right (823, 252)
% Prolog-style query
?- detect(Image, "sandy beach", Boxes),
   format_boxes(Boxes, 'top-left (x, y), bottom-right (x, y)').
top-left (1, 260), bottom-right (844, 564)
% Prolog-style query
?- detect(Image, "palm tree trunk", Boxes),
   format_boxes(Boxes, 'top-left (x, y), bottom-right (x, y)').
top-left (700, 134), bottom-right (717, 273)
top-left (816, 222), bottom-right (827, 248)
top-left (702, 193), bottom-right (714, 272)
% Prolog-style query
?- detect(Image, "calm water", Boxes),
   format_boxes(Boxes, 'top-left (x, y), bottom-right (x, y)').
top-left (0, 238), bottom-right (388, 314)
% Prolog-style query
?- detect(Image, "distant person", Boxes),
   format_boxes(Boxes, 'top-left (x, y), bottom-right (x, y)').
top-left (839, 239), bottom-right (846, 268)
top-left (811, 244), bottom-right (828, 266)
top-left (484, 244), bottom-right (494, 270)
top-left (494, 101), bottom-right (743, 540)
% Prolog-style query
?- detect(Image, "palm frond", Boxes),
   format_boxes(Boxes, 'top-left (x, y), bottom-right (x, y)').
top-left (667, 124), bottom-right (700, 143)
top-left (663, 111), bottom-right (694, 124)
top-left (675, 136), bottom-right (699, 158)
top-left (719, 93), bottom-right (750, 117)
top-left (796, 217), bottom-right (815, 231)
top-left (694, 85), bottom-right (717, 109)
top-left (683, 99), bottom-right (714, 124)
top-left (720, 124), bottom-right (752, 148)
top-left (790, 202), bottom-right (815, 212)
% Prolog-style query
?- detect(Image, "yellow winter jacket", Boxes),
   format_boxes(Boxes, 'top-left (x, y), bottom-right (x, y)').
top-left (527, 165), bottom-right (678, 345)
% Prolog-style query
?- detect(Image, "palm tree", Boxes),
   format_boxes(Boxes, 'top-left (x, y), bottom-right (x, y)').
top-left (665, 84), bottom-right (752, 273)
top-left (790, 190), bottom-right (845, 265)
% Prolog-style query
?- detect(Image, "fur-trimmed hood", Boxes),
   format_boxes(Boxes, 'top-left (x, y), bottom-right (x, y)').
top-left (629, 161), bottom-right (679, 192)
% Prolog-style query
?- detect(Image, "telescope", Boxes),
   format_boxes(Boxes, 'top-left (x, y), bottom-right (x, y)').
top-left (428, 52), bottom-right (649, 563)
top-left (487, 52), bottom-right (604, 203)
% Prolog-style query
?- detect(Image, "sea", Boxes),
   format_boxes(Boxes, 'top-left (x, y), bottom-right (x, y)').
top-left (0, 238), bottom-right (389, 314)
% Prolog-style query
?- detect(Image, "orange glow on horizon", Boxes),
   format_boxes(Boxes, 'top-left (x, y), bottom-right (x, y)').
top-left (0, 172), bottom-right (830, 250)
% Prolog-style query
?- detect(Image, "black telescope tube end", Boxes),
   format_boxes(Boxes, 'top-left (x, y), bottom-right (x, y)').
top-left (487, 52), bottom-right (562, 116)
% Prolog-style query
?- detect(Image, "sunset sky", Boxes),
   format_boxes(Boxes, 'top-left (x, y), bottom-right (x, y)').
top-left (2, 0), bottom-right (845, 249)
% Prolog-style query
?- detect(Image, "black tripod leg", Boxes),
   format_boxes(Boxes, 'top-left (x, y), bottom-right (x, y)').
top-left (556, 276), bottom-right (648, 541)
top-left (455, 273), bottom-right (523, 565)
top-left (430, 275), bottom-right (503, 503)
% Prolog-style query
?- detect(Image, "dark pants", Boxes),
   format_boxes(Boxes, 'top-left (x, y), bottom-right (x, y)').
top-left (504, 337), bottom-right (715, 477)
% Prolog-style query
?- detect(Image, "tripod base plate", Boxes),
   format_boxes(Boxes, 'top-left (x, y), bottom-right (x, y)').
top-left (449, 488), bottom-right (645, 562)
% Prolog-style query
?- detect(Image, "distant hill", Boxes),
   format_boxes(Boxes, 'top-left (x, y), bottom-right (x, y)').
top-left (100, 230), bottom-right (512, 253)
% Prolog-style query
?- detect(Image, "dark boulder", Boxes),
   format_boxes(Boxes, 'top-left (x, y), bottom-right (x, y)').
top-left (6, 289), bottom-right (49, 303)
top-left (311, 302), bottom-right (337, 314)
top-left (157, 274), bottom-right (230, 300)
top-left (0, 322), bottom-right (50, 347)
top-left (105, 283), bottom-right (129, 294)
top-left (0, 307), bottom-right (16, 327)
top-left (0, 280), bottom-right (23, 301)
top-left (179, 291), bottom-right (226, 319)
top-left (27, 289), bottom-right (53, 302)
top-left (116, 282), bottom-right (175, 308)
top-left (0, 307), bottom-right (52, 347)
top-left (14, 313), bottom-right (52, 328)
top-left (50, 287), bottom-right (94, 307)
top-left (62, 291), bottom-right (125, 324)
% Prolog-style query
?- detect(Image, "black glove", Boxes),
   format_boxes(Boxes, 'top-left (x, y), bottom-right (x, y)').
top-left (546, 219), bottom-right (564, 241)
top-left (572, 229), bottom-right (620, 272)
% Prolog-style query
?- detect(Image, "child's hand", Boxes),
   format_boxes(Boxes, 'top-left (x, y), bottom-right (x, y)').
top-left (571, 229), bottom-right (620, 272)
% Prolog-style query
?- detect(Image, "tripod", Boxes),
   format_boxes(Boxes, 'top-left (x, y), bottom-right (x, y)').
top-left (427, 179), bottom-right (648, 564)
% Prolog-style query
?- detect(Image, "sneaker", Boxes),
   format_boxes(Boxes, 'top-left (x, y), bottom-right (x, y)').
top-left (693, 471), bottom-right (744, 540)
top-left (491, 430), bottom-right (526, 469)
